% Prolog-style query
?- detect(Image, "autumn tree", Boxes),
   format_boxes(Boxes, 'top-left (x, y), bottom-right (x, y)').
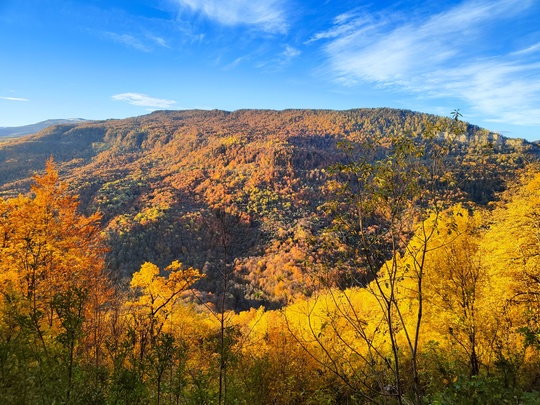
top-left (0, 158), bottom-right (111, 402)
top-left (477, 171), bottom-right (540, 387)
top-left (310, 115), bottom-right (463, 404)
top-left (124, 260), bottom-right (203, 404)
top-left (420, 206), bottom-right (488, 377)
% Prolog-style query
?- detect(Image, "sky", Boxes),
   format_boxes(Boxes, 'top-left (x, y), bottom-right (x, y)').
top-left (1, 0), bottom-right (540, 140)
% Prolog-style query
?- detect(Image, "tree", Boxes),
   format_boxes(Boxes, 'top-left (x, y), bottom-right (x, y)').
top-left (311, 117), bottom-right (462, 404)
top-left (422, 206), bottom-right (487, 377)
top-left (125, 260), bottom-right (203, 404)
top-left (0, 158), bottom-right (111, 402)
top-left (477, 171), bottom-right (540, 387)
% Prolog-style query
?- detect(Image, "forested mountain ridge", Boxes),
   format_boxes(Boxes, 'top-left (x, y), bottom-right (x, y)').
top-left (0, 108), bottom-right (537, 308)
top-left (0, 118), bottom-right (89, 138)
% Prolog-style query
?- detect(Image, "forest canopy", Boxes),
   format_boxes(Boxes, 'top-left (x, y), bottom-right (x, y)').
top-left (1, 109), bottom-right (540, 403)
top-left (0, 108), bottom-right (536, 309)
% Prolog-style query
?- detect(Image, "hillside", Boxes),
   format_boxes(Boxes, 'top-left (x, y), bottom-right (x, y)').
top-left (0, 118), bottom-right (89, 138)
top-left (0, 108), bottom-right (537, 309)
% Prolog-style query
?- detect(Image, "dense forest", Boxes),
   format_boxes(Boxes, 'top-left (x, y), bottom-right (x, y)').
top-left (0, 109), bottom-right (536, 309)
top-left (1, 108), bottom-right (540, 403)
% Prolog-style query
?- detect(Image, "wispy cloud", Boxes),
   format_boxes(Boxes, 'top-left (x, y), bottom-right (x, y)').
top-left (253, 44), bottom-right (301, 71)
top-left (112, 93), bottom-right (177, 108)
top-left (0, 96), bottom-right (29, 101)
top-left (511, 42), bottom-right (540, 56)
top-left (282, 45), bottom-right (300, 60)
top-left (223, 56), bottom-right (247, 70)
top-left (314, 0), bottom-right (540, 126)
top-left (440, 61), bottom-right (540, 126)
top-left (104, 32), bottom-right (150, 51)
top-left (147, 34), bottom-right (169, 48)
top-left (174, 0), bottom-right (288, 33)
top-left (273, 44), bottom-right (300, 67)
top-left (102, 31), bottom-right (170, 52)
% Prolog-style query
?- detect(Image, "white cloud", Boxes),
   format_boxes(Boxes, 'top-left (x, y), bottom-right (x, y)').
top-left (112, 93), bottom-right (177, 108)
top-left (275, 44), bottom-right (300, 67)
top-left (174, 0), bottom-right (288, 33)
top-left (0, 96), bottom-right (29, 101)
top-left (147, 34), bottom-right (169, 48)
top-left (102, 31), bottom-right (170, 52)
top-left (223, 56), bottom-right (247, 70)
top-left (440, 61), bottom-right (540, 126)
top-left (511, 42), bottom-right (540, 56)
top-left (307, 9), bottom-right (379, 44)
top-left (282, 45), bottom-right (300, 59)
top-left (104, 32), bottom-right (150, 51)
top-left (315, 0), bottom-right (540, 126)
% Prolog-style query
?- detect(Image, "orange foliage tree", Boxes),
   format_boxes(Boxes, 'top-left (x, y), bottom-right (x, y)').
top-left (0, 159), bottom-right (111, 402)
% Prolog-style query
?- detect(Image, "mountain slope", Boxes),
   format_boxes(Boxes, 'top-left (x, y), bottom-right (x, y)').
top-left (0, 118), bottom-right (89, 138)
top-left (0, 108), bottom-right (537, 309)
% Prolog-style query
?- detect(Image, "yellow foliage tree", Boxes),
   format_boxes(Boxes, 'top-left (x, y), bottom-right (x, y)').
top-left (478, 172), bottom-right (540, 382)
top-left (126, 260), bottom-right (203, 360)
top-left (0, 158), bottom-right (108, 334)
top-left (398, 205), bottom-right (492, 378)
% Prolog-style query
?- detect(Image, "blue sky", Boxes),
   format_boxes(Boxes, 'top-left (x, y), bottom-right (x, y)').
top-left (1, 0), bottom-right (539, 140)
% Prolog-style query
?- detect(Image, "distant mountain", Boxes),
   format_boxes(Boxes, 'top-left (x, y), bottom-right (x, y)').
top-left (0, 118), bottom-right (89, 138)
top-left (0, 108), bottom-right (538, 309)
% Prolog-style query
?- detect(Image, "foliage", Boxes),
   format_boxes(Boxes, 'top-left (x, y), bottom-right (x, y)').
top-left (0, 109), bottom-right (536, 309)
top-left (1, 114), bottom-right (540, 403)
top-left (0, 159), bottom-right (111, 403)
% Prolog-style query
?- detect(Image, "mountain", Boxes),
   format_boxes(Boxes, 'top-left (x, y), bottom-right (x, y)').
top-left (0, 118), bottom-right (89, 138)
top-left (0, 108), bottom-right (538, 309)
